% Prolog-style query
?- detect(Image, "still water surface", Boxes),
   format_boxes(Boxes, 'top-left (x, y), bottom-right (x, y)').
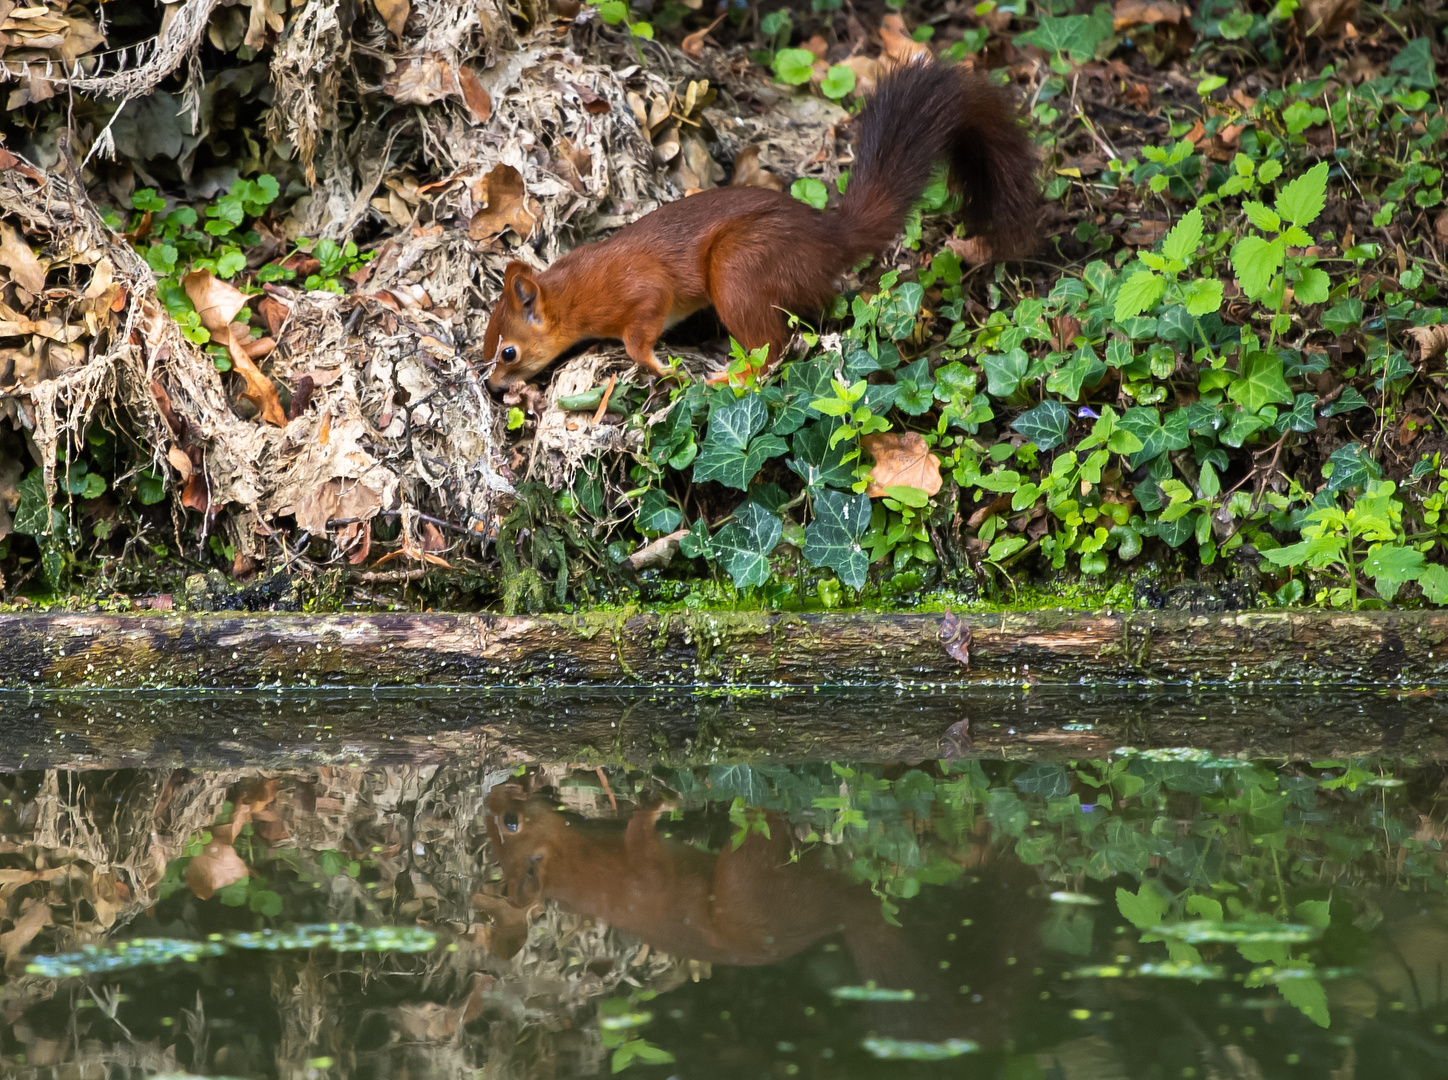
top-left (1, 687), bottom-right (1446, 1078)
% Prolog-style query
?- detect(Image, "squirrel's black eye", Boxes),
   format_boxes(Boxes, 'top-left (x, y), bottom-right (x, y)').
top-left (500, 346), bottom-right (518, 364)
top-left (503, 812), bottom-right (519, 832)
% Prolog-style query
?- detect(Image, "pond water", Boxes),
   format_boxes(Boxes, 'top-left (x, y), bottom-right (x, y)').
top-left (2, 687), bottom-right (1447, 1079)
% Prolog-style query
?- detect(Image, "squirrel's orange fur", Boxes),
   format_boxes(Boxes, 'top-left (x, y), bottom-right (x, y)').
top-left (483, 59), bottom-right (1040, 388)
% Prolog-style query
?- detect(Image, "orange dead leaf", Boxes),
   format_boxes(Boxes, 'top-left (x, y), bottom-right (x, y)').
top-left (730, 146), bottom-right (786, 192)
top-left (183, 269), bottom-right (286, 426)
top-left (1113, 0), bottom-right (1187, 28)
top-left (0, 222), bottom-right (46, 295)
top-left (468, 165), bottom-right (539, 241)
top-left (383, 55), bottom-right (457, 105)
top-left (1406, 325), bottom-right (1448, 365)
top-left (421, 521), bottom-right (448, 553)
top-left (456, 64), bottom-right (493, 123)
top-left (182, 472), bottom-right (211, 515)
top-left (373, 0), bottom-right (409, 36)
top-left (879, 14), bottom-right (932, 70)
top-left (682, 11), bottom-right (726, 58)
top-left (863, 432), bottom-right (943, 498)
top-left (186, 837), bottom-right (248, 901)
top-left (1435, 210), bottom-right (1448, 248)
top-left (0, 897), bottom-right (52, 962)
top-left (166, 445), bottom-right (193, 482)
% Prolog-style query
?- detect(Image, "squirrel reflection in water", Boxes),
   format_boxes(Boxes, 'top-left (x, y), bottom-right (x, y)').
top-left (484, 774), bottom-right (966, 1039)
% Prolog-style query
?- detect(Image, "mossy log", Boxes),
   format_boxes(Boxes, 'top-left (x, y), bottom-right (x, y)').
top-left (0, 608), bottom-right (1446, 690)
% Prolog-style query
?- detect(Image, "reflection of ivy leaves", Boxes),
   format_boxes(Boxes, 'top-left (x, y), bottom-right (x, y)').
top-left (1116, 882), bottom-right (1169, 931)
top-left (1014, 762), bottom-right (1071, 798)
top-left (711, 501), bottom-right (783, 588)
top-left (803, 488), bottom-right (871, 587)
top-left (693, 394), bottom-right (788, 491)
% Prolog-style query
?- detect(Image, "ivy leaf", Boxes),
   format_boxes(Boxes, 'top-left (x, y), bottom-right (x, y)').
top-left (1113, 270), bottom-right (1165, 320)
top-left (789, 419), bottom-right (855, 492)
top-left (1230, 235), bottom-right (1285, 301)
top-left (1283, 392), bottom-right (1317, 433)
top-left (1161, 207), bottom-right (1204, 263)
top-left (1045, 346), bottom-right (1106, 400)
top-left (1321, 386), bottom-right (1370, 416)
top-left (679, 516), bottom-right (712, 559)
top-left (1324, 443), bottom-right (1382, 492)
top-left (1227, 351), bottom-right (1293, 413)
top-left (1322, 298), bottom-right (1363, 335)
top-left (803, 488), bottom-right (871, 588)
top-left (1363, 544), bottom-right (1424, 602)
top-left (712, 501), bottom-right (783, 588)
top-left (1275, 161), bottom-right (1330, 228)
top-left (693, 394), bottom-right (788, 490)
top-left (1012, 400), bottom-right (1071, 451)
top-left (1014, 762), bottom-right (1071, 798)
top-left (12, 469), bottom-right (57, 537)
top-left (982, 348), bottom-right (1029, 398)
top-left (637, 489), bottom-right (682, 535)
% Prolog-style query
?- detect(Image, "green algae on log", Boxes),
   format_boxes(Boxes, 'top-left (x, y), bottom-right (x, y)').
top-left (0, 608), bottom-right (1446, 689)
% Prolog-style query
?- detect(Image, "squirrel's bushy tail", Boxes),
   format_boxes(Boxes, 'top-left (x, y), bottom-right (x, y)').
top-left (839, 60), bottom-right (1040, 262)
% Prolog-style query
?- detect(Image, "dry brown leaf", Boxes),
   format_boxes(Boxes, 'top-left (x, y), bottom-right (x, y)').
top-left (182, 472), bottom-right (210, 515)
top-left (841, 55), bottom-right (880, 96)
top-left (183, 269), bottom-right (286, 426)
top-left (1435, 210), bottom-right (1448, 248)
top-left (681, 12), bottom-right (726, 59)
top-left (456, 64), bottom-right (492, 124)
top-left (421, 521), bottom-right (447, 553)
top-left (257, 295), bottom-right (290, 336)
top-left (383, 55), bottom-right (456, 105)
top-left (730, 146), bottom-right (786, 192)
top-left (864, 432), bottom-right (943, 497)
top-left (946, 235), bottom-right (993, 265)
top-left (186, 838), bottom-right (249, 901)
top-left (1113, 0), bottom-right (1187, 27)
top-left (373, 0), bottom-right (410, 36)
top-left (468, 165), bottom-right (538, 240)
top-left (1296, 0), bottom-right (1357, 36)
top-left (879, 14), bottom-right (932, 71)
top-left (1407, 325), bottom-right (1448, 365)
top-left (1124, 220), bottom-right (1170, 246)
top-left (286, 479), bottom-right (383, 534)
top-left (245, 0), bottom-right (285, 49)
top-left (0, 897), bottom-right (51, 962)
top-left (0, 222), bottom-right (46, 295)
top-left (167, 446), bottom-right (194, 482)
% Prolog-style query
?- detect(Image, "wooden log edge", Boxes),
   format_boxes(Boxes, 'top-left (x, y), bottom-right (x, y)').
top-left (1, 608), bottom-right (1446, 689)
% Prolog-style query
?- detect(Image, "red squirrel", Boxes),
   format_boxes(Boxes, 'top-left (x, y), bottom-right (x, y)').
top-left (482, 58), bottom-right (1039, 388)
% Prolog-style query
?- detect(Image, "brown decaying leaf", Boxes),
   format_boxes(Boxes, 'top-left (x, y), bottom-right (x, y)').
top-left (468, 165), bottom-right (538, 240)
top-left (383, 54), bottom-right (457, 105)
top-left (1407, 325), bottom-right (1448, 365)
top-left (0, 897), bottom-right (52, 962)
top-left (0, 222), bottom-right (46, 295)
top-left (372, 0), bottom-right (410, 36)
top-left (938, 611), bottom-right (972, 669)
top-left (730, 145), bottom-right (786, 192)
top-left (1296, 0), bottom-right (1357, 36)
top-left (879, 14), bottom-right (932, 71)
top-left (456, 65), bottom-right (492, 124)
top-left (946, 235), bottom-right (993, 265)
top-left (1124, 220), bottom-right (1170, 246)
top-left (245, 0), bottom-right (285, 50)
top-left (421, 521), bottom-right (447, 553)
top-left (1435, 210), bottom-right (1448, 249)
top-left (1113, 0), bottom-right (1187, 28)
top-left (681, 12), bottom-right (727, 59)
top-left (167, 445), bottom-right (193, 482)
top-left (183, 270), bottom-right (287, 426)
top-left (186, 838), bottom-right (248, 900)
top-left (863, 432), bottom-right (943, 497)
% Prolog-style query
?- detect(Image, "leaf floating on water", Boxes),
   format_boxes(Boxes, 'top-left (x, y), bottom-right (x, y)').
top-left (1136, 961), bottom-right (1228, 980)
top-left (862, 1037), bottom-right (979, 1061)
top-left (1154, 921), bottom-right (1322, 944)
top-left (830, 984), bottom-right (917, 1001)
top-left (1245, 965), bottom-right (1357, 984)
top-left (26, 938), bottom-right (227, 978)
top-left (224, 923), bottom-right (437, 953)
top-left (1050, 891), bottom-right (1103, 905)
top-left (600, 1011), bottom-right (655, 1031)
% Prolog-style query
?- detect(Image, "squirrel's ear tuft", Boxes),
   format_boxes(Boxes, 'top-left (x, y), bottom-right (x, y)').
top-left (512, 270), bottom-right (540, 309)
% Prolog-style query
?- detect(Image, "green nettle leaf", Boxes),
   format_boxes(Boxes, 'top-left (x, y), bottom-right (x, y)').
top-left (1294, 267), bottom-right (1330, 305)
top-left (1417, 563), bottom-right (1448, 604)
top-left (1012, 400), bottom-right (1071, 451)
top-left (772, 48), bottom-right (817, 86)
top-left (1228, 351), bottom-right (1294, 413)
top-left (1363, 544), bottom-right (1424, 602)
top-left (1279, 976), bottom-right (1330, 1028)
top-left (1161, 207), bottom-right (1204, 262)
top-left (791, 177), bottom-right (829, 210)
top-left (1230, 235), bottom-right (1285, 300)
top-left (637, 489), bottom-right (682, 535)
top-left (982, 348), bottom-right (1030, 398)
top-left (1275, 161), bottom-right (1330, 227)
top-left (803, 488), bottom-right (871, 588)
top-left (1113, 270), bottom-right (1165, 320)
top-left (712, 501), bottom-right (783, 588)
top-left (1241, 200), bottom-right (1281, 232)
top-left (820, 64), bottom-right (856, 100)
top-left (1179, 277), bottom-right (1224, 318)
top-left (693, 394), bottom-right (788, 490)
